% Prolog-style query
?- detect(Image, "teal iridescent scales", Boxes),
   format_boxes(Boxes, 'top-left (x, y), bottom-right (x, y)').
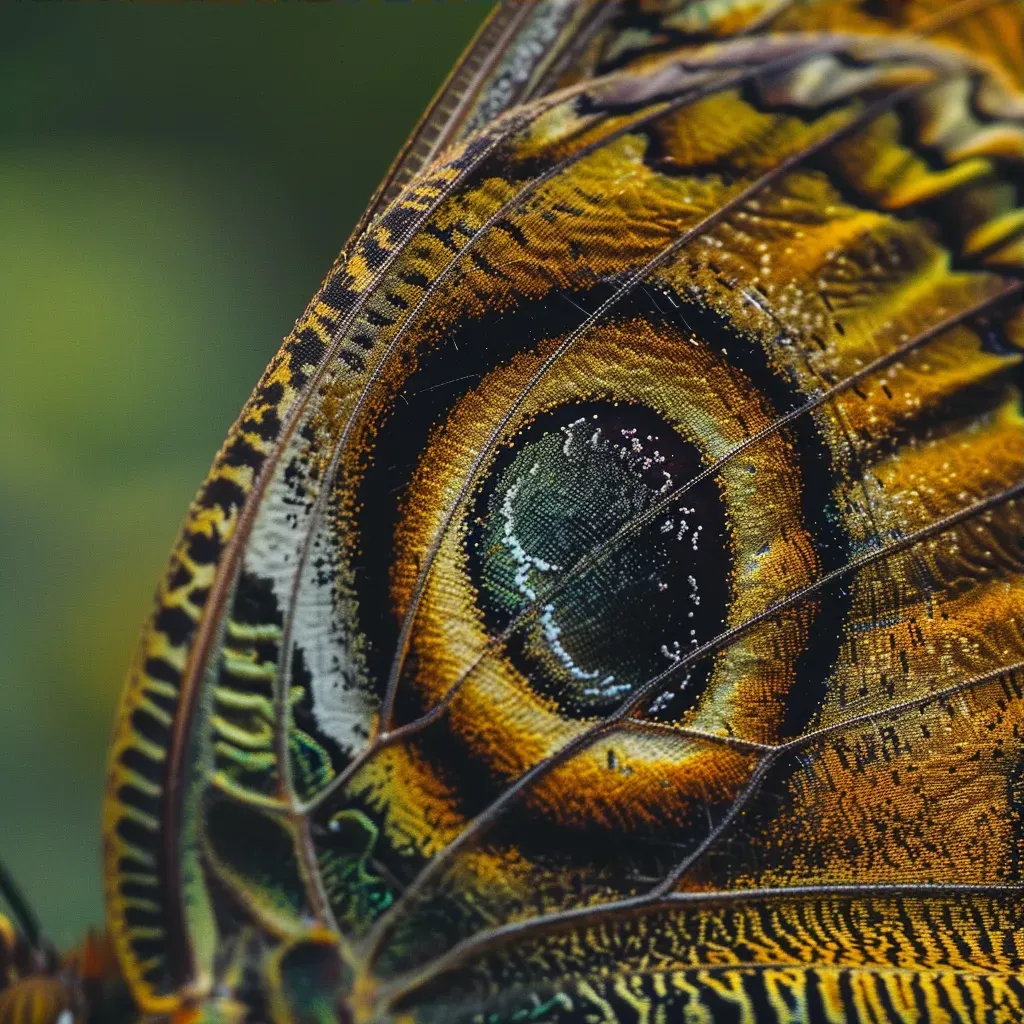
top-left (94, 2), bottom-right (1024, 1022)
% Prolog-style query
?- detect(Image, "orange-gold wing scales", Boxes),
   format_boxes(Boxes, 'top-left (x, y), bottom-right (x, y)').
top-left (98, 2), bottom-right (1024, 1022)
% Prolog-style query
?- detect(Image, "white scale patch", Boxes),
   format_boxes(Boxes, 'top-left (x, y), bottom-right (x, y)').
top-left (242, 419), bottom-right (376, 760)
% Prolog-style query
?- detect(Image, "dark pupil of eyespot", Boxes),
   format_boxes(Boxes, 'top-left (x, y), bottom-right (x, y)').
top-left (469, 402), bottom-right (730, 719)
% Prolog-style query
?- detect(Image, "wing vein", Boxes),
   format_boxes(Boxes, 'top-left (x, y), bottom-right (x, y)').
top-left (356, 469), bottom-right (1023, 969)
top-left (372, 78), bottom-right (931, 751)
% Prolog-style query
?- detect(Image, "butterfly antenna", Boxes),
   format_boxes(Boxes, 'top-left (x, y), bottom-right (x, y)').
top-left (0, 857), bottom-right (45, 953)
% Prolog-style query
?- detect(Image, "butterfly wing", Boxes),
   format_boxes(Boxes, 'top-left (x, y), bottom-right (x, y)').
top-left (101, 4), bottom-right (628, 1010)
top-left (103, 2), bottom-right (1024, 1021)
top-left (354, 0), bottom-right (613, 237)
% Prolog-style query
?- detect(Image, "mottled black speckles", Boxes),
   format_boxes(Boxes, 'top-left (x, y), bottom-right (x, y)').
top-left (222, 436), bottom-right (266, 473)
top-left (102, 8), bottom-right (1024, 1019)
top-left (241, 406), bottom-right (282, 444)
top-left (320, 271), bottom-right (358, 312)
top-left (200, 476), bottom-right (247, 517)
top-left (167, 564), bottom-right (193, 590)
top-left (231, 571), bottom-right (283, 631)
top-left (365, 309), bottom-right (396, 328)
top-left (187, 529), bottom-right (222, 566)
top-left (399, 270), bottom-right (431, 289)
top-left (423, 222), bottom-right (462, 253)
top-left (469, 249), bottom-right (511, 280)
top-left (359, 233), bottom-right (394, 273)
top-left (260, 380), bottom-right (285, 407)
top-left (492, 218), bottom-right (529, 248)
top-left (377, 202), bottom-right (424, 247)
top-left (154, 605), bottom-right (196, 647)
top-left (339, 350), bottom-right (367, 373)
top-left (290, 328), bottom-right (328, 376)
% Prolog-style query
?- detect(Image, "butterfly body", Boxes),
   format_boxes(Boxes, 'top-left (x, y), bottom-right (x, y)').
top-left (4, 2), bottom-right (1024, 1022)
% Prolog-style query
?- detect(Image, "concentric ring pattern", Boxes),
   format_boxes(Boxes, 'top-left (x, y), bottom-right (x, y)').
top-left (103, 2), bottom-right (1024, 1021)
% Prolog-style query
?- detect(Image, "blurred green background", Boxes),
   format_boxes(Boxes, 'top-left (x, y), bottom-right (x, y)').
top-left (0, 4), bottom-right (490, 949)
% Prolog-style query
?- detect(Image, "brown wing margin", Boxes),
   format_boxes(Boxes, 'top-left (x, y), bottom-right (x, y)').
top-left (359, 0), bottom-right (1024, 248)
top-left (354, 0), bottom-right (613, 239)
top-left (101, 5), bottom-right (614, 1013)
